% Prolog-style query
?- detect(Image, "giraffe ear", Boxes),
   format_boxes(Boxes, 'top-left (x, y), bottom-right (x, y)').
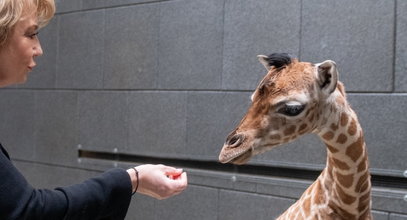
top-left (257, 55), bottom-right (272, 71)
top-left (316, 60), bottom-right (338, 95)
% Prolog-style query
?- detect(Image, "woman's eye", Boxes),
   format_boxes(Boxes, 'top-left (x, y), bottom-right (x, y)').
top-left (26, 32), bottom-right (39, 39)
top-left (278, 104), bottom-right (305, 116)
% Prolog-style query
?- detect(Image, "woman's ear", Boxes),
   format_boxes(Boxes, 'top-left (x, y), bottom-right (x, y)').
top-left (316, 60), bottom-right (338, 95)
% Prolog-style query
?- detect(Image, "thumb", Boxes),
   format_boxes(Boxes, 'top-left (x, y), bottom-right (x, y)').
top-left (164, 167), bottom-right (183, 178)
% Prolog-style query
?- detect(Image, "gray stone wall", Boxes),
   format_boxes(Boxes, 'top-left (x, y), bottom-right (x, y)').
top-left (1, 0), bottom-right (406, 219)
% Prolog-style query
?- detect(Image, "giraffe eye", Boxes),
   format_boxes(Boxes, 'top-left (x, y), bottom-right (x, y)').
top-left (278, 104), bottom-right (305, 116)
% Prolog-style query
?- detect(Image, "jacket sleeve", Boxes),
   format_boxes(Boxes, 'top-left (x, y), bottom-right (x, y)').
top-left (0, 145), bottom-right (132, 220)
top-left (57, 168), bottom-right (133, 220)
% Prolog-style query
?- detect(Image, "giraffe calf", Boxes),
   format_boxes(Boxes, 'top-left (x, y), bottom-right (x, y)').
top-left (219, 53), bottom-right (371, 220)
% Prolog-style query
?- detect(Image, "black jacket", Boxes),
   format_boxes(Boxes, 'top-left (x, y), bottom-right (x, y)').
top-left (0, 143), bottom-right (132, 220)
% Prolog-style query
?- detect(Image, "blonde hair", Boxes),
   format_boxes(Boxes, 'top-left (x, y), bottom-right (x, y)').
top-left (0, 0), bottom-right (55, 46)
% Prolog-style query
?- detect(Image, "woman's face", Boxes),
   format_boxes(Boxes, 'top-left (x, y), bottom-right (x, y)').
top-left (0, 10), bottom-right (43, 87)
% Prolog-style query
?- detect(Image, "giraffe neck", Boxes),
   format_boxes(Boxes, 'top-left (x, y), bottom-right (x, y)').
top-left (316, 104), bottom-right (372, 219)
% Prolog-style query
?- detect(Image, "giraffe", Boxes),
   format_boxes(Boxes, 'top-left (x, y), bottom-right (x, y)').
top-left (218, 53), bottom-right (371, 220)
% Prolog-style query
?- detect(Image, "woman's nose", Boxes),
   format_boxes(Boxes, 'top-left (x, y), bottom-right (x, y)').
top-left (34, 40), bottom-right (43, 57)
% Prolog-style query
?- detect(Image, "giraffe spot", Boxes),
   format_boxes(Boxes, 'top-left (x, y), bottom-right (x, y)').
top-left (345, 134), bottom-right (364, 162)
top-left (298, 123), bottom-right (307, 133)
top-left (327, 144), bottom-right (339, 153)
top-left (269, 134), bottom-right (281, 140)
top-left (327, 160), bottom-right (334, 174)
top-left (358, 193), bottom-right (371, 217)
top-left (340, 112), bottom-right (349, 127)
top-left (309, 113), bottom-right (315, 122)
top-left (357, 158), bottom-right (367, 173)
top-left (327, 203), bottom-right (337, 214)
top-left (290, 203), bottom-right (301, 219)
top-left (336, 184), bottom-right (356, 204)
top-left (322, 131), bottom-right (334, 141)
top-left (283, 125), bottom-right (296, 136)
top-left (348, 118), bottom-right (358, 136)
top-left (321, 117), bottom-right (328, 126)
top-left (358, 209), bottom-right (370, 220)
top-left (332, 157), bottom-right (351, 170)
top-left (335, 171), bottom-right (354, 188)
top-left (336, 204), bottom-right (357, 220)
top-left (355, 172), bottom-right (369, 193)
top-left (336, 133), bottom-right (348, 144)
top-left (305, 108), bottom-right (312, 117)
top-left (359, 191), bottom-right (371, 208)
top-left (330, 123), bottom-right (339, 131)
top-left (312, 180), bottom-right (325, 205)
top-left (359, 182), bottom-right (369, 193)
top-left (303, 197), bottom-right (311, 216)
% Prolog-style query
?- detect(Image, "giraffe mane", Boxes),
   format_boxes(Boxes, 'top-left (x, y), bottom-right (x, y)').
top-left (264, 53), bottom-right (293, 69)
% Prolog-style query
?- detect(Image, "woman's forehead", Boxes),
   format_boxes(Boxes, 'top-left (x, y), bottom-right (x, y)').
top-left (18, 9), bottom-right (39, 27)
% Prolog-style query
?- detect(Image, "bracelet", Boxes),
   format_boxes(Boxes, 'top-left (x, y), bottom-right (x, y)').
top-left (131, 167), bottom-right (139, 195)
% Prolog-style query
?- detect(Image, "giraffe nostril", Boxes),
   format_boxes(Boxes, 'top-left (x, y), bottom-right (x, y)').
top-left (226, 134), bottom-right (243, 147)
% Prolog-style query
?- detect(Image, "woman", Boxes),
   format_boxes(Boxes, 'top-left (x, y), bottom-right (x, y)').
top-left (0, 0), bottom-right (188, 219)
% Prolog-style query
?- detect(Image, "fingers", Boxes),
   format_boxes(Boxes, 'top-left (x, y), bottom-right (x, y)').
top-left (162, 168), bottom-right (188, 199)
top-left (135, 164), bottom-right (188, 200)
top-left (161, 165), bottom-right (185, 181)
top-left (151, 171), bottom-right (187, 200)
top-left (166, 170), bottom-right (183, 180)
top-left (162, 165), bottom-right (182, 175)
top-left (171, 171), bottom-right (188, 193)
top-left (175, 172), bottom-right (188, 191)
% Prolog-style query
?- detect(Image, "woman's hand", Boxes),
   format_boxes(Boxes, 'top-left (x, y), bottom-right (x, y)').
top-left (127, 164), bottom-right (187, 200)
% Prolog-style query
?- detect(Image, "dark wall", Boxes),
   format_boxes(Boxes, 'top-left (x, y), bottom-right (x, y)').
top-left (1, 0), bottom-right (406, 219)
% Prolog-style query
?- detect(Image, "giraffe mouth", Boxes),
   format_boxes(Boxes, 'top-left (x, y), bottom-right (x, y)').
top-left (219, 145), bottom-right (253, 165)
top-left (229, 149), bottom-right (253, 165)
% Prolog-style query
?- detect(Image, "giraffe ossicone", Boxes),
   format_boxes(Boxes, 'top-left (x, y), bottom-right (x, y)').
top-left (219, 53), bottom-right (372, 220)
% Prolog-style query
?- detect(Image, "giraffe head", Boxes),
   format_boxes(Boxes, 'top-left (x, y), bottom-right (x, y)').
top-left (219, 53), bottom-right (341, 165)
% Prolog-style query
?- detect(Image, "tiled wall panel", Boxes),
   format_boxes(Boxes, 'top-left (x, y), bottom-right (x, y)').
top-left (104, 5), bottom-right (159, 89)
top-left (1, 0), bottom-right (406, 218)
top-left (78, 91), bottom-right (129, 152)
top-left (158, 0), bottom-right (224, 90)
top-left (34, 91), bottom-right (78, 165)
top-left (56, 11), bottom-right (105, 89)
top-left (301, 0), bottom-right (394, 92)
top-left (391, 213), bottom-right (407, 220)
top-left (222, 0), bottom-right (301, 90)
top-left (0, 91), bottom-right (36, 160)
top-left (396, 0), bottom-right (407, 92)
top-left (127, 92), bottom-right (187, 157)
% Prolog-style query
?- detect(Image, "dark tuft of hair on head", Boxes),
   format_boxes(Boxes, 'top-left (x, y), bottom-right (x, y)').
top-left (264, 53), bottom-right (293, 69)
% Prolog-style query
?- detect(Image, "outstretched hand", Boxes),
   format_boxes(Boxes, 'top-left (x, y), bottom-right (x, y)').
top-left (127, 164), bottom-right (187, 200)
